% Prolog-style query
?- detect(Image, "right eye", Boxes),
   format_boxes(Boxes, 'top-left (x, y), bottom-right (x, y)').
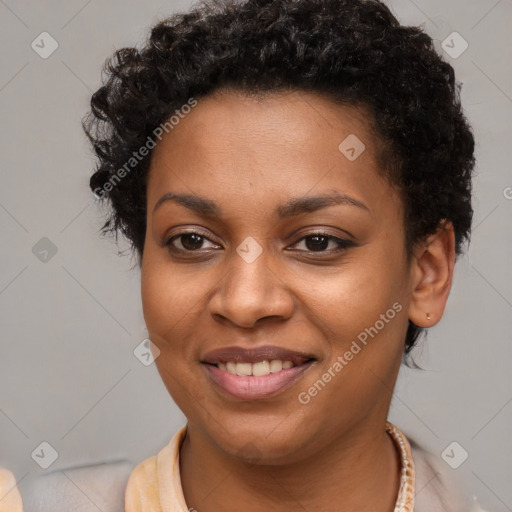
top-left (164, 231), bottom-right (221, 253)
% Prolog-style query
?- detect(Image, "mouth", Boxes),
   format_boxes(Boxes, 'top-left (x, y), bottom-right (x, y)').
top-left (201, 345), bottom-right (316, 400)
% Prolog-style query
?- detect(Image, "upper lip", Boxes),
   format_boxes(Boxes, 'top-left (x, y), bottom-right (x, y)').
top-left (201, 345), bottom-right (316, 365)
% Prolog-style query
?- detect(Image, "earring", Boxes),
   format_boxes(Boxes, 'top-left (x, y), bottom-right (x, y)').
top-left (426, 312), bottom-right (431, 320)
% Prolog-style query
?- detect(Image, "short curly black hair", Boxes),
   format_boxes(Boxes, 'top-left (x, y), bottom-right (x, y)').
top-left (83, 0), bottom-right (475, 357)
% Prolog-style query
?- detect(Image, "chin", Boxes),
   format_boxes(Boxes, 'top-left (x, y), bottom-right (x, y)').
top-left (205, 419), bottom-right (316, 466)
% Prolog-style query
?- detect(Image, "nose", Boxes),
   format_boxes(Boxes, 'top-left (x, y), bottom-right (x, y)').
top-left (208, 242), bottom-right (294, 329)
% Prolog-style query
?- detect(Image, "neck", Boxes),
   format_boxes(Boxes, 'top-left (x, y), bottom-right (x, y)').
top-left (179, 419), bottom-right (401, 512)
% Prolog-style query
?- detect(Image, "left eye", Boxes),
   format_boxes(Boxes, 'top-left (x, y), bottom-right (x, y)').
top-left (290, 233), bottom-right (353, 253)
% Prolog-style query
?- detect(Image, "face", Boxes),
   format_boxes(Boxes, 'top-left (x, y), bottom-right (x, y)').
top-left (141, 89), bottom-right (414, 464)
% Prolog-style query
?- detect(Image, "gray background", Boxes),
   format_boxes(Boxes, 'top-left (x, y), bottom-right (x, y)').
top-left (0, 0), bottom-right (510, 510)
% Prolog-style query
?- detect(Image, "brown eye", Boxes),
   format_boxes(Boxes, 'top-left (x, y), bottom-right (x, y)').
top-left (304, 234), bottom-right (330, 251)
top-left (164, 232), bottom-right (219, 252)
top-left (290, 232), bottom-right (354, 254)
top-left (178, 233), bottom-right (204, 250)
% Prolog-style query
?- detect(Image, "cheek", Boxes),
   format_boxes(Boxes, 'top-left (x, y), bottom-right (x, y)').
top-left (297, 296), bottom-right (407, 435)
top-left (301, 246), bottom-right (409, 390)
top-left (140, 262), bottom-right (210, 408)
top-left (303, 257), bottom-right (405, 339)
top-left (141, 253), bottom-right (205, 337)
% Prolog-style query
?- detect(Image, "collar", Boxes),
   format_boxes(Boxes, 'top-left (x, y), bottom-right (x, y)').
top-left (130, 421), bottom-right (416, 511)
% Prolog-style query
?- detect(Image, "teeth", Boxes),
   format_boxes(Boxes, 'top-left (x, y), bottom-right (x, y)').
top-left (252, 361), bottom-right (270, 376)
top-left (269, 360), bottom-right (283, 373)
top-left (218, 360), bottom-right (296, 376)
top-left (235, 362), bottom-right (252, 376)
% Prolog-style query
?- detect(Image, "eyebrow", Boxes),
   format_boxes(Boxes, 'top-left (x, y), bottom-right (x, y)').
top-left (152, 191), bottom-right (370, 218)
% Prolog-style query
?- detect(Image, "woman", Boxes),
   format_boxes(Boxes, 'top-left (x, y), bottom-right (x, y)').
top-left (86, 0), bottom-right (484, 510)
top-left (0, 0), bottom-right (486, 510)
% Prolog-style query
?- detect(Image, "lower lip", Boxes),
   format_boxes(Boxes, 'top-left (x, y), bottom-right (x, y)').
top-left (203, 362), bottom-right (314, 400)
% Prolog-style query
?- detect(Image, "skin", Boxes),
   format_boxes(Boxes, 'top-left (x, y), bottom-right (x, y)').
top-left (140, 89), bottom-right (455, 512)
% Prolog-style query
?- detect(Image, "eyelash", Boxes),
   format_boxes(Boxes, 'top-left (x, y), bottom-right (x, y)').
top-left (163, 230), bottom-right (354, 256)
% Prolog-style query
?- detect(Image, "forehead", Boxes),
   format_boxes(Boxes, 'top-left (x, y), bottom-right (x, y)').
top-left (151, 89), bottom-right (377, 161)
top-left (147, 89), bottom-right (399, 219)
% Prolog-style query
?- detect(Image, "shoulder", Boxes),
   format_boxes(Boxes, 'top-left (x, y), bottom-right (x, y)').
top-left (408, 435), bottom-right (488, 512)
top-left (3, 427), bottom-right (184, 511)
top-left (124, 455), bottom-right (161, 511)
top-left (124, 425), bottom-right (188, 511)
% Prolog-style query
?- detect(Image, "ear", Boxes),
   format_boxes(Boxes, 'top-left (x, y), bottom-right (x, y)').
top-left (408, 220), bottom-right (456, 328)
